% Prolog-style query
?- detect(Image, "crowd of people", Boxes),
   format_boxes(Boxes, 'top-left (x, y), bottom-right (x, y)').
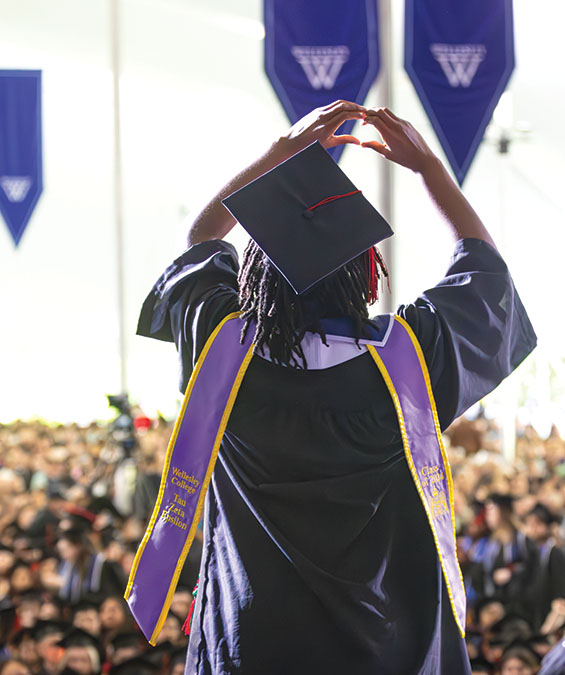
top-left (1, 408), bottom-right (565, 674)
top-left (0, 410), bottom-right (201, 675)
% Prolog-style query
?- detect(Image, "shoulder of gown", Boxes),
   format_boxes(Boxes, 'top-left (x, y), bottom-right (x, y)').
top-left (395, 237), bottom-right (536, 429)
top-left (137, 239), bottom-right (240, 392)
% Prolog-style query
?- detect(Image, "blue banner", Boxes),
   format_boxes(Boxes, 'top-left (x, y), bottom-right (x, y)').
top-left (0, 70), bottom-right (43, 246)
top-left (405, 0), bottom-right (514, 184)
top-left (264, 0), bottom-right (379, 162)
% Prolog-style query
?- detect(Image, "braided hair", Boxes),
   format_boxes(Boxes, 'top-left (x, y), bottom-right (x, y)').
top-left (238, 240), bottom-right (389, 369)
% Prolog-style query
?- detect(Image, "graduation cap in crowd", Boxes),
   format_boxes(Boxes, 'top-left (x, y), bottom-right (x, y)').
top-left (109, 656), bottom-right (160, 675)
top-left (109, 631), bottom-right (144, 654)
top-left (222, 141), bottom-right (393, 298)
top-left (58, 627), bottom-right (105, 667)
top-left (72, 597), bottom-right (101, 616)
top-left (19, 589), bottom-right (45, 605)
top-left (88, 497), bottom-right (122, 518)
top-left (60, 507), bottom-right (96, 531)
top-left (144, 640), bottom-right (175, 667)
top-left (469, 657), bottom-right (493, 674)
top-left (32, 619), bottom-right (70, 643)
top-left (527, 502), bottom-right (559, 525)
top-left (57, 513), bottom-right (94, 544)
top-left (486, 493), bottom-right (515, 513)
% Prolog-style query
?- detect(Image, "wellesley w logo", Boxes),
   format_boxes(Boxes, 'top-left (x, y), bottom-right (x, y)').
top-left (431, 44), bottom-right (487, 88)
top-left (0, 175), bottom-right (32, 203)
top-left (292, 45), bottom-right (350, 90)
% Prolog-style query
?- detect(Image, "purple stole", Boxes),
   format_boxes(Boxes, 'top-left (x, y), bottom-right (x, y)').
top-left (125, 313), bottom-right (466, 644)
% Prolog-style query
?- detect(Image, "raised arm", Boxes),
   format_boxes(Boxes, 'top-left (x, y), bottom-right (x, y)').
top-left (362, 108), bottom-right (497, 249)
top-left (187, 101), bottom-right (366, 246)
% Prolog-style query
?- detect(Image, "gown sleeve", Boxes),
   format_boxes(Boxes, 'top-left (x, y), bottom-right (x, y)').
top-left (397, 238), bottom-right (537, 429)
top-left (137, 240), bottom-right (240, 392)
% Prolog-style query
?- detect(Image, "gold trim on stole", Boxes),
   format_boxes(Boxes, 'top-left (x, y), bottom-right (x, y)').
top-left (367, 315), bottom-right (466, 638)
top-left (124, 312), bottom-right (254, 645)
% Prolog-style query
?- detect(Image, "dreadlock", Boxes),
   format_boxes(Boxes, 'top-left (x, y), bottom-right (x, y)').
top-left (238, 241), bottom-right (389, 369)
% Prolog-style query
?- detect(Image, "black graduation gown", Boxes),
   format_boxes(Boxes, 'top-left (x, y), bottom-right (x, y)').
top-left (471, 530), bottom-right (539, 618)
top-left (138, 237), bottom-right (536, 675)
top-left (533, 542), bottom-right (565, 631)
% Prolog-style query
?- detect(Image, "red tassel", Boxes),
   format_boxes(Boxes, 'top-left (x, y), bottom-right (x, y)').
top-left (366, 246), bottom-right (389, 305)
top-left (182, 602), bottom-right (195, 636)
top-left (367, 247), bottom-right (378, 304)
top-left (182, 578), bottom-right (200, 636)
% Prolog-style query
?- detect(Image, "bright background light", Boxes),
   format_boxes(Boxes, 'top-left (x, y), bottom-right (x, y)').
top-left (0, 0), bottom-right (563, 428)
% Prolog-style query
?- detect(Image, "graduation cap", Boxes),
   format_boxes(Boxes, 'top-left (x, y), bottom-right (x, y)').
top-left (72, 598), bottom-right (102, 616)
top-left (57, 514), bottom-right (93, 543)
top-left (59, 510), bottom-right (95, 533)
top-left (32, 619), bottom-right (70, 642)
top-left (486, 493), bottom-right (515, 512)
top-left (19, 589), bottom-right (44, 605)
top-left (222, 141), bottom-right (393, 296)
top-left (527, 502), bottom-right (559, 525)
top-left (144, 639), bottom-right (174, 666)
top-left (109, 631), bottom-right (144, 651)
top-left (109, 656), bottom-right (160, 675)
top-left (58, 627), bottom-right (105, 665)
top-left (469, 657), bottom-right (493, 674)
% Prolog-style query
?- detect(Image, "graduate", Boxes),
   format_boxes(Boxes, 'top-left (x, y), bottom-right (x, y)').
top-left (131, 101), bottom-right (536, 674)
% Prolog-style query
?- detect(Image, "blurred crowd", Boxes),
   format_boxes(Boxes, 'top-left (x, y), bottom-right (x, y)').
top-left (448, 414), bottom-right (565, 675)
top-left (0, 405), bottom-right (201, 675)
top-left (1, 406), bottom-right (565, 674)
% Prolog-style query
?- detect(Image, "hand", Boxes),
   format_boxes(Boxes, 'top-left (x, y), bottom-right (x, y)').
top-left (277, 100), bottom-right (365, 157)
top-left (541, 598), bottom-right (565, 634)
top-left (362, 108), bottom-right (437, 174)
top-left (493, 567), bottom-right (513, 585)
top-left (551, 598), bottom-right (565, 615)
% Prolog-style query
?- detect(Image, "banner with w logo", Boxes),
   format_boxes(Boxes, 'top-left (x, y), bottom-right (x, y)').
top-left (264, 0), bottom-right (380, 162)
top-left (0, 71), bottom-right (43, 246)
top-left (405, 0), bottom-right (514, 184)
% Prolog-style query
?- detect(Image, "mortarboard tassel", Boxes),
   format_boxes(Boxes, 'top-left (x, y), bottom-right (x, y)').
top-left (374, 246), bottom-right (390, 293)
top-left (367, 247), bottom-right (378, 304)
top-left (366, 246), bottom-right (390, 305)
top-left (182, 578), bottom-right (200, 637)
